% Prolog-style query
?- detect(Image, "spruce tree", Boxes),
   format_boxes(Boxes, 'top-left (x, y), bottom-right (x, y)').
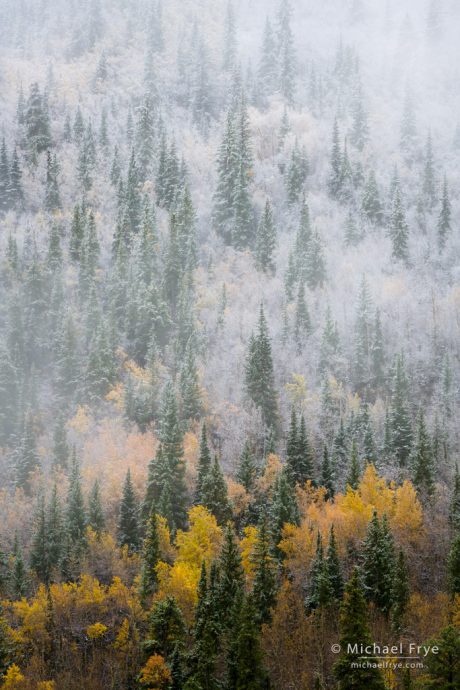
top-left (66, 449), bottom-right (87, 547)
top-left (270, 468), bottom-right (300, 556)
top-left (88, 480), bottom-right (105, 536)
top-left (447, 532), bottom-right (460, 596)
top-left (294, 283), bottom-right (311, 352)
top-left (254, 199), bottom-right (276, 274)
top-left (15, 411), bottom-right (40, 494)
top-left (437, 176), bottom-right (451, 250)
top-left (333, 567), bottom-right (386, 690)
top-left (52, 415), bottom-right (69, 470)
top-left (195, 423), bottom-right (212, 504)
top-left (412, 411), bottom-right (435, 497)
top-left (321, 446), bottom-right (335, 499)
top-left (226, 594), bottom-right (268, 689)
top-left (389, 189), bottom-right (409, 263)
top-left (277, 0), bottom-right (297, 104)
top-left (449, 464), bottom-right (460, 532)
top-left (219, 524), bottom-right (244, 624)
top-left (326, 526), bottom-right (344, 602)
top-left (118, 469), bottom-right (140, 553)
top-left (361, 170), bottom-right (383, 225)
top-left (244, 305), bottom-right (279, 434)
top-left (362, 511), bottom-right (395, 616)
top-left (201, 456), bottom-right (232, 525)
top-left (305, 229), bottom-right (326, 289)
top-left (236, 441), bottom-right (257, 492)
top-left (30, 495), bottom-right (50, 584)
top-left (391, 549), bottom-right (410, 635)
top-left (252, 516), bottom-right (277, 626)
top-left (258, 18), bottom-right (277, 101)
top-left (140, 507), bottom-right (160, 606)
top-left (328, 119), bottom-right (342, 199)
top-left (390, 354), bottom-right (413, 467)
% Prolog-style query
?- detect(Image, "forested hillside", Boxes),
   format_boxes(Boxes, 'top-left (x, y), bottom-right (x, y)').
top-left (0, 0), bottom-right (459, 688)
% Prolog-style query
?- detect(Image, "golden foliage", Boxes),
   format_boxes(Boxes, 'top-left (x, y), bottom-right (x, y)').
top-left (239, 526), bottom-right (259, 586)
top-left (139, 654), bottom-right (171, 689)
top-left (1, 665), bottom-right (25, 689)
top-left (155, 506), bottom-right (223, 623)
top-left (227, 479), bottom-right (251, 517)
top-left (255, 454), bottom-right (282, 496)
top-left (86, 622), bottom-right (108, 640)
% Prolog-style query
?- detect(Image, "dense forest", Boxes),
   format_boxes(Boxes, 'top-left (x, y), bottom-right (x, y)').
top-left (0, 0), bottom-right (459, 688)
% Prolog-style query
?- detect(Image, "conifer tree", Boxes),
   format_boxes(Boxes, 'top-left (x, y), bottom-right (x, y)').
top-left (226, 594), bottom-right (268, 689)
top-left (66, 450), bottom-right (87, 548)
top-left (390, 354), bottom-right (413, 467)
top-left (344, 210), bottom-right (361, 246)
top-left (305, 229), bottom-right (326, 289)
top-left (277, 0), bottom-right (297, 104)
top-left (15, 411), bottom-right (40, 494)
top-left (449, 465), bottom-right (460, 532)
top-left (437, 176), bottom-right (451, 250)
top-left (236, 441), bottom-right (257, 492)
top-left (371, 309), bottom-right (385, 388)
top-left (258, 18), bottom-right (277, 101)
top-left (328, 119), bottom-right (342, 199)
top-left (326, 526), bottom-right (344, 602)
top-left (361, 170), bottom-right (383, 225)
top-left (252, 517), bottom-right (277, 625)
top-left (391, 549), bottom-right (410, 634)
top-left (321, 446), bottom-right (335, 499)
top-left (350, 84), bottom-right (369, 151)
top-left (195, 423), bottom-right (212, 504)
top-left (400, 90), bottom-right (417, 161)
top-left (219, 524), bottom-right (244, 623)
top-left (118, 469), bottom-right (140, 553)
top-left (362, 511), bottom-right (395, 616)
top-left (52, 415), bottom-right (69, 470)
top-left (25, 82), bottom-right (52, 160)
top-left (447, 532), bottom-right (460, 596)
top-left (294, 283), bottom-right (311, 352)
top-left (254, 199), bottom-right (276, 274)
top-left (30, 495), bottom-right (50, 584)
top-left (88, 480), bottom-right (105, 537)
top-left (140, 507), bottom-right (160, 606)
top-left (389, 188), bottom-right (409, 263)
top-left (286, 141), bottom-right (308, 204)
top-left (412, 411), bottom-right (435, 497)
top-left (421, 625), bottom-right (460, 690)
top-left (422, 132), bottom-right (436, 210)
top-left (44, 151), bottom-right (61, 212)
top-left (270, 468), bottom-right (300, 555)
top-left (244, 305), bottom-right (279, 433)
top-left (201, 456), bottom-right (232, 525)
top-left (334, 567), bottom-right (386, 690)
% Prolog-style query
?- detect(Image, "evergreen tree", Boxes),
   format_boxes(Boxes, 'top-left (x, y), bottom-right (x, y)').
top-left (421, 625), bottom-right (460, 690)
top-left (30, 495), bottom-right (50, 584)
top-left (195, 423), bottom-right (212, 504)
top-left (422, 132), bottom-right (436, 210)
top-left (15, 411), bottom-right (40, 494)
top-left (305, 229), bottom-right (326, 289)
top-left (24, 82), bottom-right (52, 160)
top-left (449, 464), bottom-right (460, 532)
top-left (400, 90), bottom-right (417, 161)
top-left (328, 119), bottom-right (342, 198)
top-left (226, 594), bottom-right (268, 689)
top-left (412, 411), bottom-right (435, 497)
top-left (270, 468), bottom-right (300, 555)
top-left (447, 532), bottom-right (460, 596)
top-left (325, 526), bottom-right (344, 602)
top-left (88, 480), bottom-right (105, 536)
top-left (437, 176), bottom-right (451, 249)
top-left (391, 549), bottom-right (410, 634)
top-left (117, 469), bottom-right (140, 552)
top-left (244, 305), bottom-right (279, 433)
top-left (294, 283), bottom-right (311, 352)
top-left (371, 309), bottom-right (385, 388)
top-left (140, 507), bottom-right (160, 606)
top-left (236, 441), bottom-right (257, 492)
top-left (201, 456), bottom-right (232, 525)
top-left (286, 140), bottom-right (308, 204)
top-left (66, 450), bottom-right (87, 547)
top-left (362, 511), bottom-right (395, 616)
top-left (390, 354), bottom-right (413, 467)
top-left (258, 18), bottom-right (277, 101)
top-left (277, 0), bottom-right (297, 104)
top-left (321, 446), bottom-right (335, 499)
top-left (219, 524), bottom-right (244, 622)
top-left (252, 517), bottom-right (277, 626)
top-left (344, 209), bottom-right (361, 246)
top-left (389, 188), bottom-right (409, 263)
top-left (44, 152), bottom-right (61, 211)
top-left (350, 84), bottom-right (369, 151)
top-left (333, 567), bottom-right (386, 690)
top-left (361, 170), bottom-right (383, 225)
top-left (179, 338), bottom-right (202, 422)
top-left (254, 199), bottom-right (276, 274)
top-left (52, 415), bottom-right (69, 470)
